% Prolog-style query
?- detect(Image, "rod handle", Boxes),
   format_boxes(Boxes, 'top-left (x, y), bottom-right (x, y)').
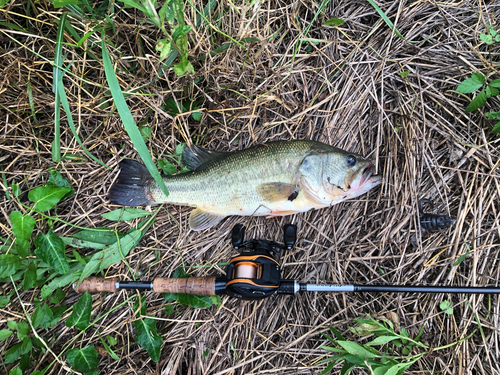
top-left (73, 277), bottom-right (118, 293)
top-left (153, 276), bottom-right (217, 295)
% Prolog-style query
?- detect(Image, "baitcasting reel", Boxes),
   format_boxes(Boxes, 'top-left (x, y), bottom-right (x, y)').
top-left (224, 224), bottom-right (297, 300)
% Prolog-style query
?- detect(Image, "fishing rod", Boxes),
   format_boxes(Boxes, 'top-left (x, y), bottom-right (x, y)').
top-left (74, 224), bottom-right (500, 298)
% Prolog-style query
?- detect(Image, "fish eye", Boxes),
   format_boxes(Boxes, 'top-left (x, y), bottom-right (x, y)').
top-left (346, 155), bottom-right (356, 167)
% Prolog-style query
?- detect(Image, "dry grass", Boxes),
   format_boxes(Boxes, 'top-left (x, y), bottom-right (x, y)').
top-left (1, 0), bottom-right (500, 374)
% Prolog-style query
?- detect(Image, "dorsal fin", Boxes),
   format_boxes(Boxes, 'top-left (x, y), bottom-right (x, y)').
top-left (182, 145), bottom-right (230, 171)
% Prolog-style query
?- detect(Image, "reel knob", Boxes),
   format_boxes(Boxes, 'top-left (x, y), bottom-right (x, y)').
top-left (231, 224), bottom-right (246, 249)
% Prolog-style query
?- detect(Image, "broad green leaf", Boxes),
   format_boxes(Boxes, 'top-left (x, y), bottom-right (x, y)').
top-left (139, 126), bottom-right (151, 140)
top-left (0, 254), bottom-right (21, 278)
top-left (107, 336), bottom-right (117, 346)
top-left (79, 228), bottom-right (144, 282)
top-left (158, 159), bottom-right (177, 175)
top-left (50, 288), bottom-right (66, 304)
top-left (336, 341), bottom-right (380, 358)
top-left (486, 86), bottom-right (499, 97)
top-left (101, 208), bottom-right (152, 221)
top-left (340, 360), bottom-right (357, 375)
top-left (28, 186), bottom-right (71, 212)
top-left (10, 211), bottom-right (35, 256)
top-left (20, 337), bottom-right (32, 354)
top-left (486, 110), bottom-right (500, 120)
top-left (5, 343), bottom-right (22, 364)
top-left (174, 59), bottom-right (194, 76)
top-left (490, 79), bottom-right (500, 88)
top-left (22, 262), bottom-right (37, 290)
top-left (41, 284), bottom-right (54, 299)
top-left (32, 303), bottom-right (54, 329)
top-left (156, 39), bottom-right (172, 59)
top-left (365, 335), bottom-right (398, 346)
top-left (73, 228), bottom-right (123, 244)
top-left (491, 122), bottom-right (500, 133)
top-left (66, 345), bottom-right (99, 373)
top-left (34, 230), bottom-right (69, 274)
top-left (480, 33), bottom-right (493, 44)
top-left (0, 292), bottom-right (12, 308)
top-left (465, 90), bottom-right (487, 112)
top-left (16, 322), bottom-right (29, 340)
top-left (66, 292), bottom-right (92, 330)
top-left (440, 300), bottom-right (453, 315)
top-left (172, 25), bottom-right (192, 42)
top-left (9, 367), bottom-right (22, 375)
top-left (133, 317), bottom-right (163, 362)
top-left (191, 110), bottom-right (202, 121)
top-left (47, 170), bottom-right (74, 198)
top-left (324, 18), bottom-right (345, 26)
top-left (398, 70), bottom-right (410, 78)
top-left (456, 73), bottom-right (485, 94)
top-left (0, 329), bottom-right (13, 341)
top-left (328, 325), bottom-right (345, 341)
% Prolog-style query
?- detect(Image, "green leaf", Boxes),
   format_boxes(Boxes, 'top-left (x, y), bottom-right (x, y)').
top-left (79, 228), bottom-right (144, 282)
top-left (101, 208), bottom-right (152, 221)
top-left (20, 337), bottom-right (32, 354)
top-left (191, 110), bottom-right (203, 121)
top-left (172, 25), bottom-right (192, 42)
top-left (139, 126), bottom-right (151, 140)
top-left (10, 211), bottom-right (35, 257)
top-left (456, 73), bottom-right (485, 94)
top-left (480, 33), bottom-right (493, 45)
top-left (101, 39), bottom-right (169, 197)
top-left (133, 317), bottom-right (163, 362)
top-left (5, 343), bottom-right (22, 364)
top-left (340, 360), bottom-right (357, 375)
top-left (158, 159), bottom-right (177, 175)
top-left (485, 86), bottom-right (499, 97)
top-left (50, 288), bottom-right (66, 304)
top-left (324, 18), bottom-right (345, 26)
top-left (22, 262), bottom-right (37, 290)
top-left (66, 292), bottom-right (92, 330)
top-left (9, 367), bottom-right (22, 375)
top-left (107, 336), bottom-right (118, 346)
top-left (34, 229), bottom-right (69, 274)
top-left (156, 39), bottom-right (172, 60)
top-left (454, 250), bottom-right (470, 266)
top-left (97, 332), bottom-right (119, 361)
top-left (0, 254), bottom-right (21, 278)
top-left (486, 110), bottom-right (500, 120)
top-left (174, 59), bottom-right (194, 77)
top-left (398, 70), bottom-right (410, 78)
top-left (0, 329), bottom-right (13, 341)
top-left (47, 170), bottom-right (74, 197)
top-left (0, 292), bottom-right (12, 308)
top-left (28, 186), bottom-right (72, 212)
top-left (32, 303), bottom-right (54, 329)
top-left (11, 182), bottom-right (21, 197)
top-left (66, 345), bottom-right (99, 373)
top-left (16, 322), bottom-right (29, 340)
top-left (336, 341), bottom-right (380, 358)
top-left (440, 300), bottom-right (453, 315)
top-left (465, 90), bottom-right (487, 112)
top-left (365, 335), bottom-right (399, 346)
top-left (491, 122), bottom-right (500, 133)
top-left (490, 79), bottom-right (500, 88)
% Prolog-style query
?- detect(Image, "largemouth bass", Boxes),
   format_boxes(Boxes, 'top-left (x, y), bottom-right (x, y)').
top-left (108, 140), bottom-right (381, 231)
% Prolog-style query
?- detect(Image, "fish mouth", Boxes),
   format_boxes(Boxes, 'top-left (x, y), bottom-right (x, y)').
top-left (352, 163), bottom-right (382, 190)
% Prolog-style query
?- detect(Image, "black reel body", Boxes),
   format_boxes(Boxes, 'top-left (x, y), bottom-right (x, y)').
top-left (225, 224), bottom-right (296, 300)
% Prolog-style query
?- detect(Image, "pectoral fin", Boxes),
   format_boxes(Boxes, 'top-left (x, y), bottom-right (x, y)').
top-left (257, 183), bottom-right (301, 203)
top-left (189, 208), bottom-right (226, 231)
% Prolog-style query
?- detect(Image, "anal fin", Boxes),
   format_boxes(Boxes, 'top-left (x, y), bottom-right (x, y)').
top-left (257, 182), bottom-right (300, 203)
top-left (189, 208), bottom-right (226, 231)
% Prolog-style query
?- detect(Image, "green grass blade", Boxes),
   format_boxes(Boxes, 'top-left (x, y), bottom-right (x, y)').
top-left (52, 13), bottom-right (67, 162)
top-left (57, 80), bottom-right (110, 168)
top-left (100, 39), bottom-right (169, 197)
top-left (366, 0), bottom-right (405, 41)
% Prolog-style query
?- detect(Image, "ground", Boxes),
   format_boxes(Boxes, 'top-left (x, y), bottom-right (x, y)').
top-left (1, 0), bottom-right (500, 374)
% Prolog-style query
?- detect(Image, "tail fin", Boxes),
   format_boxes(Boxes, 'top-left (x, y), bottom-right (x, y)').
top-left (108, 160), bottom-right (155, 206)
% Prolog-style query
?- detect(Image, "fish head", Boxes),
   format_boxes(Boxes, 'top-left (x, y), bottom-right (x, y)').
top-left (298, 149), bottom-right (382, 205)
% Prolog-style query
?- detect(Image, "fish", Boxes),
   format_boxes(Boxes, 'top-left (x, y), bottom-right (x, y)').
top-left (108, 140), bottom-right (382, 231)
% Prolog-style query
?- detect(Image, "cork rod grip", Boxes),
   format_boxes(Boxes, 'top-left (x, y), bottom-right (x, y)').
top-left (73, 277), bottom-right (118, 293)
top-left (153, 276), bottom-right (217, 295)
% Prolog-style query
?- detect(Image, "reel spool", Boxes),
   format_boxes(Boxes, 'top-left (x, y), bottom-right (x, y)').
top-left (224, 224), bottom-right (296, 300)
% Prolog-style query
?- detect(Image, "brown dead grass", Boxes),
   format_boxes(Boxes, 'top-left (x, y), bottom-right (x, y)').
top-left (1, 0), bottom-right (500, 374)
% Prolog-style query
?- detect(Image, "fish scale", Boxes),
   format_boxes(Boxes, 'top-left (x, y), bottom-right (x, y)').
top-left (108, 140), bottom-right (382, 231)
